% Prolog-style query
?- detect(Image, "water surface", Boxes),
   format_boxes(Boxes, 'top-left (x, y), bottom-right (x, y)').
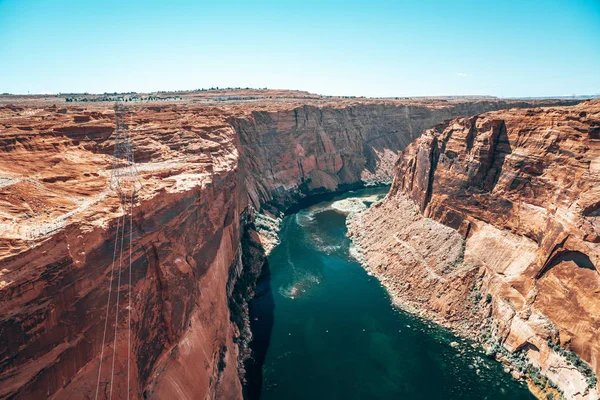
top-left (247, 187), bottom-right (533, 400)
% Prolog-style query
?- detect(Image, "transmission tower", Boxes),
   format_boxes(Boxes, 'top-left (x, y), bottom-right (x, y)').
top-left (95, 102), bottom-right (142, 400)
top-left (110, 102), bottom-right (142, 199)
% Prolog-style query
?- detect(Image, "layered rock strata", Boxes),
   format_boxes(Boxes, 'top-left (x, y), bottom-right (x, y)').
top-left (0, 98), bottom-right (577, 399)
top-left (348, 100), bottom-right (600, 399)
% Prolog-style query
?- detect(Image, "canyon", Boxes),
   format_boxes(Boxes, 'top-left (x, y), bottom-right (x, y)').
top-left (348, 100), bottom-right (600, 399)
top-left (0, 93), bottom-right (589, 399)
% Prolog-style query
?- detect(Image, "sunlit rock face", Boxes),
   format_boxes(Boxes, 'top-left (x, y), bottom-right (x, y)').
top-left (232, 100), bottom-right (566, 211)
top-left (0, 104), bottom-right (246, 400)
top-left (349, 100), bottom-right (600, 399)
top-left (0, 97), bottom-right (574, 399)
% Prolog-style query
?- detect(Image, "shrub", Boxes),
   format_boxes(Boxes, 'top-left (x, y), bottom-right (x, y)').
top-left (217, 346), bottom-right (228, 372)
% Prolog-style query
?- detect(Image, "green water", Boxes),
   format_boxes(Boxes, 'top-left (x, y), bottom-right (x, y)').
top-left (246, 187), bottom-right (533, 400)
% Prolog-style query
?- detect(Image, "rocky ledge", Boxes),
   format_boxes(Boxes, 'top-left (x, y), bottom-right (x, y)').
top-left (348, 100), bottom-right (600, 400)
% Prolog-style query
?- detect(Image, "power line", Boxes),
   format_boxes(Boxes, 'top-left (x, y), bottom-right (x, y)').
top-left (96, 102), bottom-right (142, 399)
top-left (95, 213), bottom-right (124, 400)
top-left (126, 104), bottom-right (137, 400)
top-left (127, 193), bottom-right (134, 399)
top-left (109, 212), bottom-right (127, 400)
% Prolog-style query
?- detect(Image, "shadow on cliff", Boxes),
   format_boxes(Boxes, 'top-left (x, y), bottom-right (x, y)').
top-left (538, 250), bottom-right (598, 278)
top-left (244, 259), bottom-right (275, 400)
top-left (362, 129), bottom-right (417, 176)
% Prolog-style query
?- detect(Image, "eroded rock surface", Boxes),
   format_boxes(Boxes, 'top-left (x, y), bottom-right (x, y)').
top-left (349, 100), bottom-right (600, 399)
top-left (0, 97), bottom-right (576, 399)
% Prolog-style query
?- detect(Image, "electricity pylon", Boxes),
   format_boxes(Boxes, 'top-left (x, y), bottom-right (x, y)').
top-left (110, 103), bottom-right (142, 199)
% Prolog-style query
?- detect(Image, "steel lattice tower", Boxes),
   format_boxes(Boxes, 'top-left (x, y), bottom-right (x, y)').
top-left (110, 103), bottom-right (142, 199)
top-left (95, 102), bottom-right (141, 400)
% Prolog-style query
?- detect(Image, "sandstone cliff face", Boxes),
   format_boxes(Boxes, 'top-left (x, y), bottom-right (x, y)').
top-left (349, 100), bottom-right (600, 399)
top-left (231, 100), bottom-right (565, 210)
top-left (0, 98), bottom-right (574, 399)
top-left (0, 105), bottom-right (246, 399)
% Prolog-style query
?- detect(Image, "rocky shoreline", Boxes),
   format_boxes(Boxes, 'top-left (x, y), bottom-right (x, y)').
top-left (346, 195), bottom-right (568, 399)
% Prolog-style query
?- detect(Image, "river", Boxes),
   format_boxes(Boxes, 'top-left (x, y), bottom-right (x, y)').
top-left (246, 187), bottom-right (534, 400)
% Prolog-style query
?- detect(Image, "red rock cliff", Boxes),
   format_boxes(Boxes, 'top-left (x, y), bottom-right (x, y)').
top-left (349, 100), bottom-right (600, 399)
top-left (232, 100), bottom-right (563, 209)
top-left (0, 98), bottom-right (574, 399)
top-left (0, 105), bottom-right (246, 399)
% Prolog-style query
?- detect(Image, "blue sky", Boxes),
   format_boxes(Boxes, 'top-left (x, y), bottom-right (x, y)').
top-left (0, 0), bottom-right (599, 97)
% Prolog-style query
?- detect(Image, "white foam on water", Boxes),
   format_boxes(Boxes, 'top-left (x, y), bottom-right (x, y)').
top-left (295, 212), bottom-right (315, 227)
top-left (317, 244), bottom-right (343, 254)
top-left (349, 244), bottom-right (365, 263)
top-left (305, 229), bottom-right (344, 255)
top-left (278, 272), bottom-right (322, 299)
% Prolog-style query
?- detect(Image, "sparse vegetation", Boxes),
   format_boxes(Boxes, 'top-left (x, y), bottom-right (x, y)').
top-left (217, 345), bottom-right (228, 373)
top-left (547, 339), bottom-right (597, 390)
top-left (193, 87), bottom-right (269, 92)
top-left (254, 212), bottom-right (281, 233)
top-left (481, 335), bottom-right (565, 399)
top-left (65, 94), bottom-right (182, 102)
top-left (469, 285), bottom-right (483, 305)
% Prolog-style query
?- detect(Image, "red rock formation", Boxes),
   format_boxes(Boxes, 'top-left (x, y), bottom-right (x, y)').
top-left (349, 100), bottom-right (600, 399)
top-left (0, 97), bottom-right (577, 399)
top-left (233, 100), bottom-right (570, 209)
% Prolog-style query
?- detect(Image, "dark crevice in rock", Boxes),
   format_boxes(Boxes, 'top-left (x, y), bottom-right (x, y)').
top-left (423, 136), bottom-right (440, 213)
top-left (466, 116), bottom-right (477, 152)
top-left (483, 121), bottom-right (511, 192)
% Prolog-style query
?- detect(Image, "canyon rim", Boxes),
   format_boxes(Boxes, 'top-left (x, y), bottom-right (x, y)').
top-left (0, 92), bottom-right (597, 400)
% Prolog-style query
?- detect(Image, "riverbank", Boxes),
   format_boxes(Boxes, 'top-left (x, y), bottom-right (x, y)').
top-left (346, 193), bottom-right (587, 400)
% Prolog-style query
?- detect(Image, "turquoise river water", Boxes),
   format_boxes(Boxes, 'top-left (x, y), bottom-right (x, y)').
top-left (246, 187), bottom-right (534, 400)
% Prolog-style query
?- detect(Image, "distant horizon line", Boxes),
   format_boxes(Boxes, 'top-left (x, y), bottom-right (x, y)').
top-left (1, 87), bottom-right (599, 100)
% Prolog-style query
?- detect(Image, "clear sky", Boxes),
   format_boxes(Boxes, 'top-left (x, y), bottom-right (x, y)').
top-left (0, 0), bottom-right (599, 97)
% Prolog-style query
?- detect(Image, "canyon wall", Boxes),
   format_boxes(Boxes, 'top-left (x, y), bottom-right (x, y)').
top-left (231, 100), bottom-right (568, 210)
top-left (349, 100), bottom-right (600, 399)
top-left (0, 98), bottom-right (573, 399)
top-left (0, 105), bottom-right (247, 399)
